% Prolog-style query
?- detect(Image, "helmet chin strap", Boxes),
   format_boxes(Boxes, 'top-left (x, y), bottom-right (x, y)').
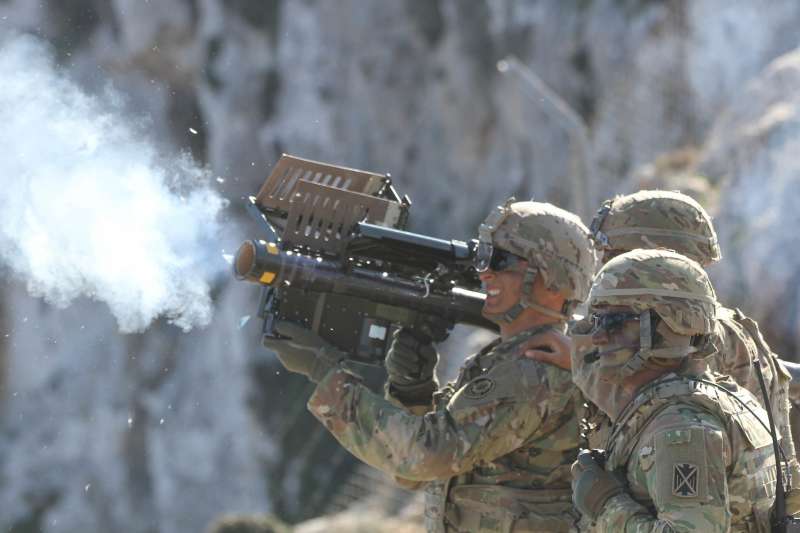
top-left (485, 267), bottom-right (569, 325)
top-left (621, 311), bottom-right (696, 376)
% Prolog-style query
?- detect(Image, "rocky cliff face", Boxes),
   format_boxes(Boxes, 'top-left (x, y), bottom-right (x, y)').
top-left (2, 1), bottom-right (800, 532)
top-left (697, 49), bottom-right (800, 357)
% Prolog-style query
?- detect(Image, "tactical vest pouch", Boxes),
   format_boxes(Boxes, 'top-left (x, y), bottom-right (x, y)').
top-left (444, 484), bottom-right (576, 532)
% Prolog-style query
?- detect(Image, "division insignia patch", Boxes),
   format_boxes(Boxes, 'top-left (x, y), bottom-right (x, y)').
top-left (464, 377), bottom-right (495, 399)
top-left (672, 463), bottom-right (699, 497)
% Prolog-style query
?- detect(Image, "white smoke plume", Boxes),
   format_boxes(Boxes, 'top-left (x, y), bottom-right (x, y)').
top-left (0, 33), bottom-right (228, 332)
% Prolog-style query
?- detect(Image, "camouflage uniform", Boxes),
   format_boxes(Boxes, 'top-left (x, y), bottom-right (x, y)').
top-left (573, 250), bottom-right (778, 532)
top-left (596, 373), bottom-right (777, 533)
top-left (589, 190), bottom-right (797, 457)
top-left (308, 200), bottom-right (597, 532)
top-left (309, 325), bottom-right (582, 532)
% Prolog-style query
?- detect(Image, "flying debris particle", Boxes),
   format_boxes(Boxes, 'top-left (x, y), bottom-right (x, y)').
top-left (223, 254), bottom-right (234, 265)
top-left (189, 127), bottom-right (198, 135)
top-left (159, 418), bottom-right (165, 425)
top-left (84, 484), bottom-right (91, 492)
top-left (239, 315), bottom-right (251, 329)
top-left (216, 177), bottom-right (225, 183)
top-left (127, 417), bottom-right (133, 428)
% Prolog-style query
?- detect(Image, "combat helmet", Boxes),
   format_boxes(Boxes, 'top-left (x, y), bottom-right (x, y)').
top-left (476, 198), bottom-right (597, 323)
top-left (588, 248), bottom-right (718, 376)
top-left (590, 190), bottom-right (721, 266)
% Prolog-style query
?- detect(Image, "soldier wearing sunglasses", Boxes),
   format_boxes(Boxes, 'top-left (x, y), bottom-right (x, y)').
top-left (570, 249), bottom-right (778, 532)
top-left (585, 190), bottom-right (800, 492)
top-left (266, 199), bottom-right (597, 532)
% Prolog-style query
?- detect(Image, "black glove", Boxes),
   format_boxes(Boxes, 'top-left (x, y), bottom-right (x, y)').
top-left (571, 449), bottom-right (625, 521)
top-left (385, 316), bottom-right (452, 405)
top-left (262, 321), bottom-right (346, 383)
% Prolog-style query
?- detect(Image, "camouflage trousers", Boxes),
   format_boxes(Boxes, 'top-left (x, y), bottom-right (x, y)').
top-left (425, 482), bottom-right (578, 532)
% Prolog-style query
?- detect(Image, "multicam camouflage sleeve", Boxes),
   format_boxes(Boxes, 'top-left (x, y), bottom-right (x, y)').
top-left (307, 357), bottom-right (563, 482)
top-left (594, 407), bottom-right (730, 533)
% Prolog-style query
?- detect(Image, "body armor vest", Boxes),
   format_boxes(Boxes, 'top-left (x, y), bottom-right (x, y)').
top-left (606, 375), bottom-right (777, 532)
top-left (716, 309), bottom-right (800, 479)
top-left (424, 327), bottom-right (582, 533)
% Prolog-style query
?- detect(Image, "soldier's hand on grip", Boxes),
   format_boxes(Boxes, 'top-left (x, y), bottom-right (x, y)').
top-left (571, 449), bottom-right (625, 521)
top-left (410, 314), bottom-right (454, 344)
top-left (262, 320), bottom-right (346, 383)
top-left (385, 316), bottom-right (451, 406)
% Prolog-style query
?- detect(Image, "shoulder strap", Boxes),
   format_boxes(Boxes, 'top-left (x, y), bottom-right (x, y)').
top-left (731, 307), bottom-right (778, 360)
top-left (606, 376), bottom-right (691, 449)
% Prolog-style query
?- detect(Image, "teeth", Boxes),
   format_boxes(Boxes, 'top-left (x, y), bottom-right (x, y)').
top-left (487, 289), bottom-right (500, 296)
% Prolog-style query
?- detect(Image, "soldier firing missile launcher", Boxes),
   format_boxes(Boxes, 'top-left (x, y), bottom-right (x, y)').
top-left (234, 154), bottom-right (496, 365)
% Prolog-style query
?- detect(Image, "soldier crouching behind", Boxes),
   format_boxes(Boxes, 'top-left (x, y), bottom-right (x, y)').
top-left (571, 249), bottom-right (778, 532)
top-left (263, 200), bottom-right (597, 532)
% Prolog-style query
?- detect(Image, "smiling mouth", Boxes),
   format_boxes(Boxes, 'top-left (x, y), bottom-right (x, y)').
top-left (486, 289), bottom-right (501, 297)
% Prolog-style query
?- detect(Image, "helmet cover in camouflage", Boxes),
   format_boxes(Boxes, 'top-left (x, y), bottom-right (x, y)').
top-left (589, 249), bottom-right (717, 336)
top-left (479, 200), bottom-right (597, 304)
top-left (590, 190), bottom-right (721, 266)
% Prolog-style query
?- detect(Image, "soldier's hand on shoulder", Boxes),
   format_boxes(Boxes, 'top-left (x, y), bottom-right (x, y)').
top-left (571, 449), bottom-right (625, 521)
top-left (524, 329), bottom-right (572, 370)
top-left (262, 320), bottom-right (346, 383)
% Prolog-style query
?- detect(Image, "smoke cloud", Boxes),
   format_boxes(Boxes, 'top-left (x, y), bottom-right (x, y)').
top-left (0, 33), bottom-right (228, 332)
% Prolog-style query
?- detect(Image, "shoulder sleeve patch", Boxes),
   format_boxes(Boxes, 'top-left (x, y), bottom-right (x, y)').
top-left (447, 359), bottom-right (547, 411)
top-left (462, 377), bottom-right (495, 399)
top-left (653, 426), bottom-right (710, 504)
top-left (664, 428), bottom-right (692, 445)
top-left (672, 463), bottom-right (700, 498)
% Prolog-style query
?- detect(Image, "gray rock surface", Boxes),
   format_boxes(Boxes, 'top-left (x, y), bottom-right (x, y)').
top-left (2, 1), bottom-right (800, 531)
top-left (698, 48), bottom-right (800, 358)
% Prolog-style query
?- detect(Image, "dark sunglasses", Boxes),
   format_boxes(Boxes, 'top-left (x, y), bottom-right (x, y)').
top-left (589, 312), bottom-right (640, 334)
top-left (475, 247), bottom-right (525, 272)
